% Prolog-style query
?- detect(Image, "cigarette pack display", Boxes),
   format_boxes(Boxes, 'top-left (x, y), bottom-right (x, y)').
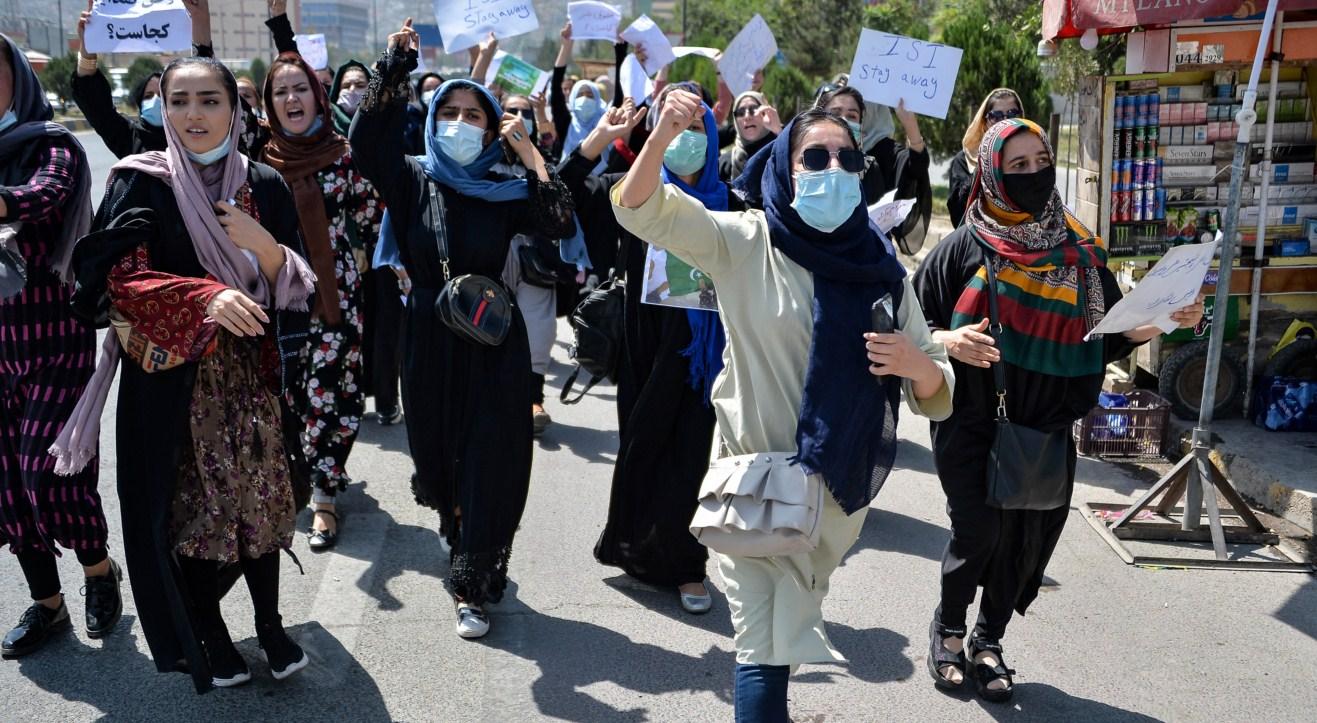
top-left (1162, 164), bottom-right (1217, 185)
top-left (1235, 81), bottom-right (1306, 100)
top-left (1162, 145), bottom-right (1213, 164)
top-left (1193, 125), bottom-right (1209, 144)
top-left (1163, 85), bottom-right (1207, 102)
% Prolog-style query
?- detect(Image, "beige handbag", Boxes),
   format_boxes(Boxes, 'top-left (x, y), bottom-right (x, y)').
top-left (689, 451), bottom-right (824, 558)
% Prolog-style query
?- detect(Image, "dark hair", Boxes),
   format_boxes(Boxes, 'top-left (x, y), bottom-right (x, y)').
top-left (815, 86), bottom-right (865, 122)
top-left (789, 108), bottom-right (860, 154)
top-left (433, 81), bottom-right (499, 131)
top-left (129, 71), bottom-right (162, 110)
top-left (160, 56), bottom-right (238, 109)
top-left (414, 72), bottom-right (443, 98)
top-left (984, 88), bottom-right (1022, 117)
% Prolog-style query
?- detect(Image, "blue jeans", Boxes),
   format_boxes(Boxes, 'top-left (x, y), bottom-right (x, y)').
top-left (734, 664), bottom-right (790, 722)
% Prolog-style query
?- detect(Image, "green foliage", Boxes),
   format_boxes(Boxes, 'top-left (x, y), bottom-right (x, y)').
top-left (773, 0), bottom-right (863, 80)
top-left (38, 54), bottom-right (79, 105)
top-left (923, 0), bottom-right (1053, 158)
top-left (123, 57), bottom-right (164, 103)
top-left (249, 58), bottom-right (268, 91)
top-left (762, 63), bottom-right (814, 116)
top-left (864, 0), bottom-right (932, 41)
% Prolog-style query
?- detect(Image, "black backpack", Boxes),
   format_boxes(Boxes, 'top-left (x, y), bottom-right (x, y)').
top-left (560, 276), bottom-right (626, 405)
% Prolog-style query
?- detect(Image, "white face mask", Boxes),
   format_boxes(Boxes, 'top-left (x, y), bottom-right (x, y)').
top-left (337, 88), bottom-right (364, 115)
top-left (421, 89), bottom-right (437, 107)
top-left (435, 120), bottom-right (486, 166)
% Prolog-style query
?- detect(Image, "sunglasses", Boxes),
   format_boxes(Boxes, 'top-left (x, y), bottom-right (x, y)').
top-left (733, 104), bottom-right (762, 118)
top-left (800, 147), bottom-right (867, 174)
top-left (509, 107), bottom-right (534, 119)
top-left (985, 107), bottom-right (1023, 123)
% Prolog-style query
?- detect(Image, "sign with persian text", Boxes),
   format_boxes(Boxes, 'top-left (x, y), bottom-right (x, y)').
top-left (85, 0), bottom-right (192, 55)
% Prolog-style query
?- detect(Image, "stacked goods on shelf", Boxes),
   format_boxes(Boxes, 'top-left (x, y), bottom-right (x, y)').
top-left (1110, 83), bottom-right (1166, 255)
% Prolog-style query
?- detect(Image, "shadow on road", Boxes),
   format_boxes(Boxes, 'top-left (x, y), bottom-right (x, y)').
top-left (843, 507), bottom-right (949, 565)
top-left (13, 619), bottom-right (390, 718)
top-left (1274, 577), bottom-right (1317, 641)
top-left (601, 573), bottom-right (736, 637)
top-left (793, 622), bottom-right (915, 685)
top-left (534, 421), bottom-right (620, 465)
top-left (973, 682), bottom-right (1162, 721)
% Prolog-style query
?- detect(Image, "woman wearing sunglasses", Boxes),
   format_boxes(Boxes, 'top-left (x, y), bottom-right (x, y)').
top-left (948, 88), bottom-right (1025, 227)
top-left (718, 91), bottom-right (782, 182)
top-left (614, 92), bottom-right (953, 721)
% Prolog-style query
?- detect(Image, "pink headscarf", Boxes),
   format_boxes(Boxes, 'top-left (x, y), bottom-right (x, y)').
top-left (51, 65), bottom-right (315, 475)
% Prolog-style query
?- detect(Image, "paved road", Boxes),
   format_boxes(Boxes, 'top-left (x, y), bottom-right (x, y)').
top-left (1, 132), bottom-right (1313, 722)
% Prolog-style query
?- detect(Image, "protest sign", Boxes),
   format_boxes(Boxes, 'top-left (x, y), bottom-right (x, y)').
top-left (672, 47), bottom-right (720, 60)
top-left (568, 1), bottom-right (621, 42)
top-left (293, 34), bottom-right (329, 70)
top-left (492, 54), bottom-right (549, 97)
top-left (1084, 238), bottom-right (1217, 340)
top-left (717, 14), bottom-right (777, 98)
top-left (641, 246), bottom-right (718, 312)
top-left (621, 15), bottom-right (675, 76)
top-left (433, 0), bottom-right (539, 54)
top-left (85, 0), bottom-right (192, 55)
top-left (618, 53), bottom-right (653, 104)
top-left (847, 29), bottom-right (963, 119)
top-left (868, 190), bottom-right (917, 235)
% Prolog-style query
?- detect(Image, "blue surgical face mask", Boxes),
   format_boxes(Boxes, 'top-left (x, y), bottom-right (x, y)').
top-left (572, 95), bottom-right (601, 122)
top-left (139, 96), bottom-right (163, 127)
top-left (287, 115), bottom-right (324, 137)
top-left (435, 119), bottom-right (486, 166)
top-left (185, 134), bottom-right (233, 166)
top-left (791, 168), bottom-right (862, 232)
top-left (663, 129), bottom-right (707, 176)
top-left (521, 115), bottom-right (534, 137)
top-left (0, 108), bottom-right (16, 134)
top-left (846, 119), bottom-right (862, 145)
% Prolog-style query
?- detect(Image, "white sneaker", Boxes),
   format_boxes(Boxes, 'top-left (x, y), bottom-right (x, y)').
top-left (455, 604), bottom-right (490, 639)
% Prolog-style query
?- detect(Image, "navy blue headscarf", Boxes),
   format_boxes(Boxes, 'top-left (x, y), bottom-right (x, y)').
top-left (735, 114), bottom-right (908, 514)
top-left (661, 101), bottom-right (727, 404)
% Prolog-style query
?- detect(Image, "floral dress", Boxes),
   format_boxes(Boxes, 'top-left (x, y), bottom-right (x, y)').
top-left (289, 152), bottom-right (383, 498)
top-left (106, 186), bottom-right (296, 563)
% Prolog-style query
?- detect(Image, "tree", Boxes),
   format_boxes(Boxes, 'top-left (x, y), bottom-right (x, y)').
top-left (864, 0), bottom-right (932, 42)
top-left (924, 0), bottom-right (1052, 158)
top-left (250, 58), bottom-right (268, 91)
top-left (123, 56), bottom-right (164, 103)
top-left (762, 63), bottom-right (814, 116)
top-left (38, 54), bottom-right (79, 107)
top-left (773, 0), bottom-right (864, 81)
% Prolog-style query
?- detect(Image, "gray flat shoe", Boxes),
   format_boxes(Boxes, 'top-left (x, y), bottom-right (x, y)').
top-left (679, 590), bottom-right (713, 615)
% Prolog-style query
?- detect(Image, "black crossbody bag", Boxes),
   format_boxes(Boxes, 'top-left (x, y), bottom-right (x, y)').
top-left (428, 182), bottom-right (512, 346)
top-left (982, 258), bottom-right (1073, 510)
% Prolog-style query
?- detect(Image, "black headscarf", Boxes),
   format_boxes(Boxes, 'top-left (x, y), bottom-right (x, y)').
top-left (328, 59), bottom-right (373, 135)
top-left (0, 34), bottom-right (93, 282)
top-left (129, 71), bottom-right (161, 111)
top-left (734, 114), bottom-right (908, 514)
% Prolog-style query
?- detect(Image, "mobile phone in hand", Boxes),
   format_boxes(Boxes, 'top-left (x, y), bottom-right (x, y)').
top-left (871, 294), bottom-right (894, 335)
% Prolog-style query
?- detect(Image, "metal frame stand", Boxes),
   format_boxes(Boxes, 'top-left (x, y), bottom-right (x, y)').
top-left (1083, 0), bottom-right (1313, 573)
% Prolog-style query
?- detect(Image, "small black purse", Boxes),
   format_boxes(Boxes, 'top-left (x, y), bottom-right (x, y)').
top-left (517, 237), bottom-right (574, 289)
top-left (982, 257), bottom-right (1072, 510)
top-left (427, 182), bottom-right (512, 346)
top-left (0, 225), bottom-right (27, 300)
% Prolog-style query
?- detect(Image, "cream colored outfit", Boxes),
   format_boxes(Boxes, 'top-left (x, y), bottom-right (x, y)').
top-left (611, 183), bottom-right (954, 666)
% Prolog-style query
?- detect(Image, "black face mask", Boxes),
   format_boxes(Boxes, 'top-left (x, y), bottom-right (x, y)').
top-left (1002, 166), bottom-right (1057, 218)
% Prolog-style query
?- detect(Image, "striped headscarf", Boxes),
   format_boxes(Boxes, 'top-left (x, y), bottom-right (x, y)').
top-left (952, 118), bottom-right (1108, 378)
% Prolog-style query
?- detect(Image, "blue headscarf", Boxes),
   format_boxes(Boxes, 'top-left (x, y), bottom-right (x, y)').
top-left (735, 113), bottom-right (908, 514)
top-left (660, 102), bottom-right (727, 405)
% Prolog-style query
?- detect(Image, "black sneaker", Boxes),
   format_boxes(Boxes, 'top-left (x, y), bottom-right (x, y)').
top-left (1, 600), bottom-right (71, 658)
top-left (204, 628), bottom-right (252, 688)
top-left (257, 618), bottom-right (308, 680)
top-left (377, 408), bottom-right (404, 426)
top-left (83, 558), bottom-right (123, 639)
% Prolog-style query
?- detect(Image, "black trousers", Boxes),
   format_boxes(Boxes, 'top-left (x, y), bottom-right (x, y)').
top-left (365, 267), bottom-right (405, 414)
top-left (178, 552), bottom-right (282, 635)
top-left (16, 546), bottom-right (108, 601)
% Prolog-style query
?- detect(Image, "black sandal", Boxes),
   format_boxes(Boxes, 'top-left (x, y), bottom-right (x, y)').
top-left (307, 509), bottom-right (339, 551)
top-left (926, 619), bottom-right (967, 691)
top-left (967, 635), bottom-right (1016, 703)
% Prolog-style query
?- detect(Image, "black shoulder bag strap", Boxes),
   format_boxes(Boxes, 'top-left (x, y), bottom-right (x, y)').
top-left (559, 368), bottom-right (602, 405)
top-left (982, 253), bottom-right (1009, 423)
top-left (427, 181), bottom-right (451, 283)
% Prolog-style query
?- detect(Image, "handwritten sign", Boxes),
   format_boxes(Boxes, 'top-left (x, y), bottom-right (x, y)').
top-left (847, 29), bottom-right (963, 119)
top-left (717, 15), bottom-right (777, 98)
top-left (293, 33), bottom-right (329, 70)
top-left (568, 1), bottom-right (621, 42)
top-left (433, 0), bottom-right (539, 54)
top-left (1084, 239), bottom-right (1217, 340)
top-left (672, 46), bottom-right (721, 60)
top-left (641, 245), bottom-right (718, 312)
top-left (491, 53), bottom-right (549, 97)
top-left (868, 190), bottom-right (917, 235)
top-left (85, 0), bottom-right (192, 55)
top-left (621, 15), bottom-right (675, 76)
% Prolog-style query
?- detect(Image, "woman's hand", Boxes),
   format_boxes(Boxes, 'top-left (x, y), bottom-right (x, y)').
top-left (501, 112), bottom-right (535, 157)
top-left (76, 0), bottom-right (95, 62)
top-left (266, 0), bottom-right (286, 16)
top-left (652, 89), bottom-right (702, 145)
top-left (1170, 293), bottom-right (1206, 329)
top-left (896, 99), bottom-right (926, 152)
top-left (214, 201), bottom-right (278, 258)
top-left (387, 17), bottom-right (418, 53)
top-left (865, 331), bottom-right (946, 399)
top-left (579, 103), bottom-right (644, 159)
top-left (756, 104), bottom-right (783, 134)
top-left (932, 318), bottom-right (1000, 368)
top-left (529, 91), bottom-right (548, 119)
top-left (206, 288), bottom-right (268, 337)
